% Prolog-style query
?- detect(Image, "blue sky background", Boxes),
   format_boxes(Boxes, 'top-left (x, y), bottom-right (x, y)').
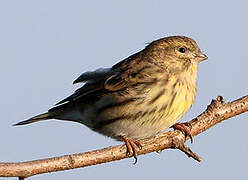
top-left (0, 1), bottom-right (248, 179)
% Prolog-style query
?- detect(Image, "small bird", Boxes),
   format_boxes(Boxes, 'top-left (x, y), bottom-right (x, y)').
top-left (14, 36), bottom-right (207, 162)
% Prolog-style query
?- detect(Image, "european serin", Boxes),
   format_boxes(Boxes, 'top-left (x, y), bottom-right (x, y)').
top-left (15, 36), bottom-right (207, 162)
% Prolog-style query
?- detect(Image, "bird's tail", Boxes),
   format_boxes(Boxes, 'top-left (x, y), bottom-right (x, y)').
top-left (13, 112), bottom-right (52, 126)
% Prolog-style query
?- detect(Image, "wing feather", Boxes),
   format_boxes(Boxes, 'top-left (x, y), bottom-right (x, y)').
top-left (55, 51), bottom-right (153, 105)
top-left (73, 68), bottom-right (115, 84)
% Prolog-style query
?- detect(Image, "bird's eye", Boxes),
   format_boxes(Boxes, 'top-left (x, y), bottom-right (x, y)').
top-left (178, 47), bottom-right (186, 53)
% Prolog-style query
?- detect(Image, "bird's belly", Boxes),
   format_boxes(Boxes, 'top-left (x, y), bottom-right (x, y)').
top-left (92, 82), bottom-right (196, 140)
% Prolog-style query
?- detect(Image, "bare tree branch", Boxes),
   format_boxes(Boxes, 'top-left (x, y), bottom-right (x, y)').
top-left (1, 95), bottom-right (248, 179)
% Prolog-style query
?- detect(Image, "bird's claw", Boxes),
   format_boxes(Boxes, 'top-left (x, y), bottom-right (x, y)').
top-left (120, 135), bottom-right (142, 164)
top-left (171, 122), bottom-right (193, 143)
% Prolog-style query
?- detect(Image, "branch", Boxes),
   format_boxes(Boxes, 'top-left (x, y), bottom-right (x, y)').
top-left (1, 95), bottom-right (248, 179)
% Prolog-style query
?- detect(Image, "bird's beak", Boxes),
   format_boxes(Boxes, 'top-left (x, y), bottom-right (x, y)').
top-left (194, 51), bottom-right (208, 63)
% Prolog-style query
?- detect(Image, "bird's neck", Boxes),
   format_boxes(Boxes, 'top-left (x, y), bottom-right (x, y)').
top-left (180, 61), bottom-right (198, 87)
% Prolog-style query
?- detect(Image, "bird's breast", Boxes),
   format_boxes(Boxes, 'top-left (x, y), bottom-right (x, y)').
top-left (90, 65), bottom-right (197, 140)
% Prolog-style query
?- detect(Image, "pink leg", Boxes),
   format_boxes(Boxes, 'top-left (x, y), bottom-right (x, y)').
top-left (172, 122), bottom-right (193, 143)
top-left (120, 135), bottom-right (142, 164)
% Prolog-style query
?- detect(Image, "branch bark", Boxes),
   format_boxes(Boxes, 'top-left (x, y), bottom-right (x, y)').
top-left (1, 95), bottom-right (248, 179)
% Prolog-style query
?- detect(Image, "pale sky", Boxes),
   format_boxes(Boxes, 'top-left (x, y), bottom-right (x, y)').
top-left (0, 1), bottom-right (248, 180)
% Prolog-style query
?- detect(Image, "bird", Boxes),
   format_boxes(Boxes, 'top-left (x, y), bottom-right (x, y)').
top-left (14, 36), bottom-right (207, 163)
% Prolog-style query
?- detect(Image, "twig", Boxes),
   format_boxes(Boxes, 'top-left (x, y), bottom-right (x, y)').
top-left (0, 95), bottom-right (247, 178)
top-left (178, 144), bottom-right (201, 162)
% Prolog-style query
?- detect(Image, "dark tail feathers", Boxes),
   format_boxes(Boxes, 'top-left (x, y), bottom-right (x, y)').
top-left (13, 112), bottom-right (52, 126)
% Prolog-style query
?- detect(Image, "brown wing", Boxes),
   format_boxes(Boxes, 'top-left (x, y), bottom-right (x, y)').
top-left (55, 50), bottom-right (155, 105)
top-left (104, 51), bottom-right (156, 91)
top-left (55, 68), bottom-right (117, 105)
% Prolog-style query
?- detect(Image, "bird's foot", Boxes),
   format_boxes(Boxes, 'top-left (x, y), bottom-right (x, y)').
top-left (120, 135), bottom-right (142, 164)
top-left (171, 122), bottom-right (193, 143)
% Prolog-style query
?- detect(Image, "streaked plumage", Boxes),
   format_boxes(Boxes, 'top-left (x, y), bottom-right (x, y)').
top-left (15, 36), bottom-right (207, 158)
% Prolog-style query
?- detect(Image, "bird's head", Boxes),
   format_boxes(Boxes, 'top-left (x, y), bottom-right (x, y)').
top-left (144, 36), bottom-right (207, 73)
